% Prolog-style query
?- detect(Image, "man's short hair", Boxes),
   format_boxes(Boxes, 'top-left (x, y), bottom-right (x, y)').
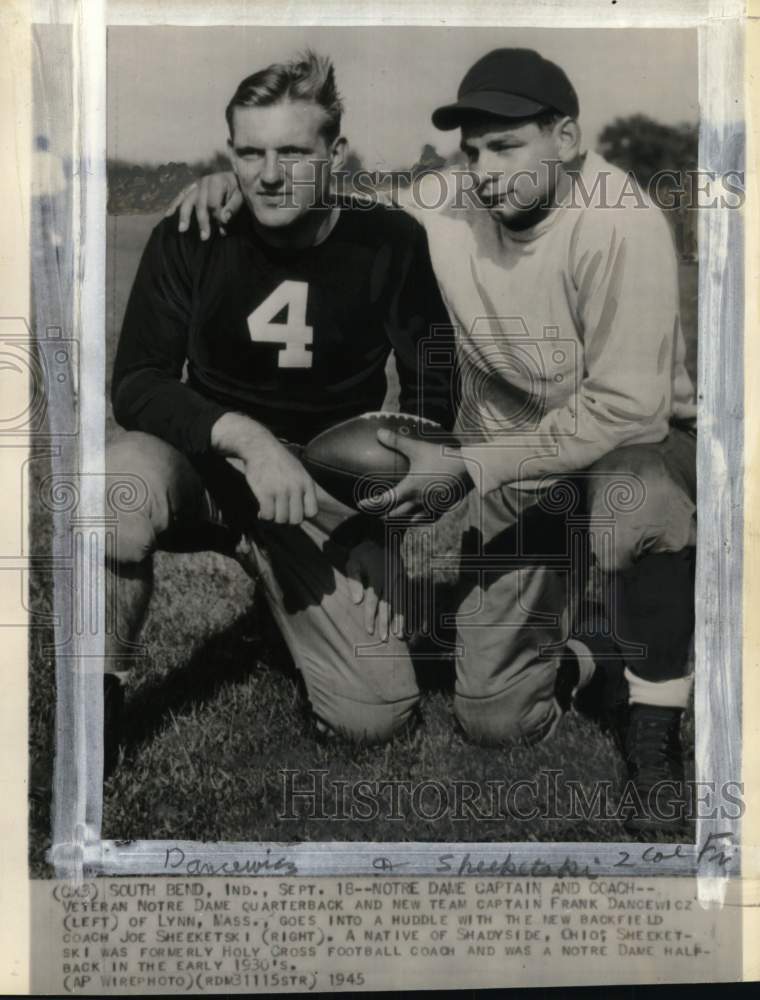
top-left (226, 50), bottom-right (344, 144)
top-left (496, 109), bottom-right (566, 132)
top-left (459, 107), bottom-right (568, 136)
top-left (527, 108), bottom-right (567, 131)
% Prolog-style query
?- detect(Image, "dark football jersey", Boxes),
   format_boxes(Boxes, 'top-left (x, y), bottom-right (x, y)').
top-left (112, 198), bottom-right (457, 456)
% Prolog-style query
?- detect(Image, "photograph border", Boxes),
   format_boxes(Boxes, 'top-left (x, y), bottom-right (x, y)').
top-left (36, 0), bottom-right (745, 898)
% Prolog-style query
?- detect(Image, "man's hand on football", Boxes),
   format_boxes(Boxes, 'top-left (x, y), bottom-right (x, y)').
top-left (358, 430), bottom-right (471, 520)
top-left (345, 539), bottom-right (405, 640)
top-left (211, 413), bottom-right (318, 525)
top-left (165, 171), bottom-right (243, 241)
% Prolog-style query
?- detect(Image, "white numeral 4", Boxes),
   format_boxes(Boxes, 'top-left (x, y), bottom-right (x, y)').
top-left (247, 280), bottom-right (313, 368)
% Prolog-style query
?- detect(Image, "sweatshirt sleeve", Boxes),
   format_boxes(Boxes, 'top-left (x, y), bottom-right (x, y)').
top-left (461, 203), bottom-right (681, 493)
top-left (111, 216), bottom-right (229, 458)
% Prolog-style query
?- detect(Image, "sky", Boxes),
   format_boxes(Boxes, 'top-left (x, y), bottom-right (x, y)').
top-left (107, 26), bottom-right (698, 169)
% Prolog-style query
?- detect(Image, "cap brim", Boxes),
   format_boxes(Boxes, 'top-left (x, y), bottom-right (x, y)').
top-left (432, 91), bottom-right (547, 130)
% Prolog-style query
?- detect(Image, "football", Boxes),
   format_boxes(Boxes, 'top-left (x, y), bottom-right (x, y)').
top-left (303, 411), bottom-right (445, 511)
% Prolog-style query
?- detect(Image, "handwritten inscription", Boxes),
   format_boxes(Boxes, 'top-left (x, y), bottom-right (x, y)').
top-left (158, 830), bottom-right (736, 885)
top-left (163, 848), bottom-right (298, 877)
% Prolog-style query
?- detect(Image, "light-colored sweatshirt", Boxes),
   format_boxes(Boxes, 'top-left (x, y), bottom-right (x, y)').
top-left (402, 151), bottom-right (696, 494)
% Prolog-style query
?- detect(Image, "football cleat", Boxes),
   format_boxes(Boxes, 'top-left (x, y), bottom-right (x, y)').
top-left (617, 704), bottom-right (686, 835)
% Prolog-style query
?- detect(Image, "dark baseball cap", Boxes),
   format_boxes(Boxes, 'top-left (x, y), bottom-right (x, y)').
top-left (432, 48), bottom-right (579, 130)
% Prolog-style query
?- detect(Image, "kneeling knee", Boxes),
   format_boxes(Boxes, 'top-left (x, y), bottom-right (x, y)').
top-left (106, 435), bottom-right (168, 565)
top-left (111, 511), bottom-right (156, 566)
top-left (455, 694), bottom-right (557, 747)
top-left (456, 713), bottom-right (521, 747)
top-left (588, 457), bottom-right (694, 571)
top-left (318, 697), bottom-right (418, 746)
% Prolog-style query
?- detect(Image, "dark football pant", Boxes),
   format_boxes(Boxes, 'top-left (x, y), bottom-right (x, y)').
top-left (106, 426), bottom-right (696, 747)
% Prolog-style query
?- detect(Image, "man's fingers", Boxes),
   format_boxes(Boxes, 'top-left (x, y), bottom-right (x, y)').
top-left (165, 191), bottom-right (184, 219)
top-left (206, 173), bottom-right (233, 216)
top-left (303, 479), bottom-right (319, 520)
top-left (377, 426), bottom-right (415, 460)
top-left (197, 183), bottom-right (212, 240)
top-left (167, 182), bottom-right (197, 221)
top-left (389, 569), bottom-right (405, 638)
top-left (176, 183), bottom-right (199, 231)
top-left (357, 475), bottom-right (417, 515)
top-left (357, 482), bottom-right (410, 512)
top-left (173, 174), bottom-right (242, 235)
top-left (288, 489), bottom-right (304, 526)
top-left (392, 474), bottom-right (420, 503)
top-left (357, 489), bottom-right (395, 513)
top-left (377, 596), bottom-right (390, 642)
top-left (364, 586), bottom-right (379, 635)
top-left (220, 188), bottom-right (244, 223)
top-left (256, 491), bottom-right (275, 522)
top-left (385, 499), bottom-right (418, 521)
top-left (345, 557), bottom-right (364, 604)
top-left (391, 607), bottom-right (405, 639)
top-left (273, 492), bottom-right (290, 525)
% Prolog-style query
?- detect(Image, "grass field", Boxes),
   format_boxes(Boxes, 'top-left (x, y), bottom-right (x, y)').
top-left (28, 213), bottom-right (698, 875)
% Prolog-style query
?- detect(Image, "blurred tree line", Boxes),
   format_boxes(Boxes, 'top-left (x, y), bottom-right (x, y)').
top-left (107, 152), bottom-right (231, 214)
top-left (598, 114), bottom-right (697, 186)
top-left (598, 115), bottom-right (698, 260)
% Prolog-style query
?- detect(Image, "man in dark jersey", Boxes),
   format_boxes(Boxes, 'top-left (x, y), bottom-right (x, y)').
top-left (105, 51), bottom-right (456, 765)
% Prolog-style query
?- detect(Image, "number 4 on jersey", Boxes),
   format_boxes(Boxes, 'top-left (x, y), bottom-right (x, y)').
top-left (247, 280), bottom-right (313, 368)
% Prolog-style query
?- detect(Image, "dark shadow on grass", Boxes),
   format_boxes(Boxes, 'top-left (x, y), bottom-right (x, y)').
top-left (118, 595), bottom-right (306, 760)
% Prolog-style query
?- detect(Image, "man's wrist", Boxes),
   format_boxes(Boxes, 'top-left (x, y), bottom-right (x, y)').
top-left (457, 457), bottom-right (474, 494)
top-left (442, 443), bottom-right (474, 492)
top-left (210, 411), bottom-right (271, 459)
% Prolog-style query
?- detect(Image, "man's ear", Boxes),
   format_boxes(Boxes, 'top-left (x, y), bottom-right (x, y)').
top-left (226, 137), bottom-right (239, 175)
top-left (330, 136), bottom-right (347, 173)
top-left (555, 118), bottom-right (581, 163)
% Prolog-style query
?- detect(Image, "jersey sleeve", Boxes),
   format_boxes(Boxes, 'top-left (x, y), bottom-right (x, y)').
top-left (111, 215), bottom-right (229, 458)
top-left (461, 204), bottom-right (681, 493)
top-left (384, 216), bottom-right (458, 431)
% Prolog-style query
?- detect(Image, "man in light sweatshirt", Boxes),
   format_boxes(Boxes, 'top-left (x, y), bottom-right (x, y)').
top-left (395, 50), bottom-right (697, 837)
top-left (169, 48), bottom-right (697, 835)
